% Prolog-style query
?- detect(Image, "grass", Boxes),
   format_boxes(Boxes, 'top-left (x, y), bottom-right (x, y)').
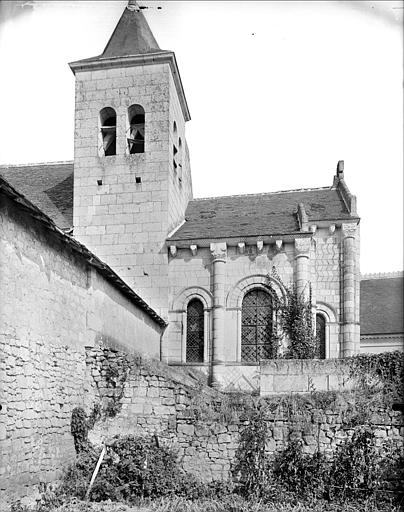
top-left (48, 497), bottom-right (402, 512)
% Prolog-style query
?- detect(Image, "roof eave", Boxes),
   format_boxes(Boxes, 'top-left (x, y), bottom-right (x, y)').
top-left (166, 232), bottom-right (312, 248)
top-left (69, 51), bottom-right (191, 122)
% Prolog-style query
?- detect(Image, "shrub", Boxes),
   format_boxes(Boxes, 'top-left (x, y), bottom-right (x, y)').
top-left (329, 427), bottom-right (392, 503)
top-left (272, 439), bottom-right (328, 501)
top-left (232, 405), bottom-right (271, 496)
top-left (60, 434), bottom-right (218, 502)
top-left (347, 352), bottom-right (404, 399)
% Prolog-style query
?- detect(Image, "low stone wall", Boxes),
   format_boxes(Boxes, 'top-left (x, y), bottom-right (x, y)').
top-left (87, 348), bottom-right (403, 483)
top-left (260, 359), bottom-right (354, 395)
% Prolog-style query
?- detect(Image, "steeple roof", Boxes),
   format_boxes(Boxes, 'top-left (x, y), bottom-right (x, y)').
top-left (101, 2), bottom-right (164, 58)
top-left (69, 1), bottom-right (191, 122)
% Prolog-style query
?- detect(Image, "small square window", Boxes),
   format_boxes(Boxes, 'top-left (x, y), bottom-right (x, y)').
top-left (135, 176), bottom-right (142, 184)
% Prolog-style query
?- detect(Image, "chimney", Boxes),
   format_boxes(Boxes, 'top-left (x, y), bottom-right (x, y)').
top-left (337, 160), bottom-right (344, 179)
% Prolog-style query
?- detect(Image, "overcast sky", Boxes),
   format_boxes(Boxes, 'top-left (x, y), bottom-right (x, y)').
top-left (0, 0), bottom-right (402, 273)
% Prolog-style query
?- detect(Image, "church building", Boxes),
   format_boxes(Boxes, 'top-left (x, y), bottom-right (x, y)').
top-left (1, 1), bottom-right (361, 388)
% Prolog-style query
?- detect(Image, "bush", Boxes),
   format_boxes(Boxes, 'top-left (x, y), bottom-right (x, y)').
top-left (60, 434), bottom-right (232, 503)
top-left (272, 440), bottom-right (328, 501)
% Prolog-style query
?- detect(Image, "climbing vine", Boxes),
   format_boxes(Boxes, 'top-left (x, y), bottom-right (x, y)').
top-left (267, 268), bottom-right (318, 359)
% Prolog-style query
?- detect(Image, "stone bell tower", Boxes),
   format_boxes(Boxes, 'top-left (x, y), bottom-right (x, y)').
top-left (69, 1), bottom-right (192, 317)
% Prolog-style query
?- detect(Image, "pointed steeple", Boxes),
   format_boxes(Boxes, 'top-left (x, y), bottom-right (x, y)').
top-left (69, 1), bottom-right (190, 122)
top-left (101, 1), bottom-right (163, 58)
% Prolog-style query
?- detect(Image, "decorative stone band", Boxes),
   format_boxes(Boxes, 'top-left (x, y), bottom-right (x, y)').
top-left (342, 222), bottom-right (357, 239)
top-left (210, 242), bottom-right (227, 262)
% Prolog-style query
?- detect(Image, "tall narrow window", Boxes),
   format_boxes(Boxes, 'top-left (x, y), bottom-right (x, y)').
top-left (127, 104), bottom-right (145, 154)
top-left (99, 107), bottom-right (116, 156)
top-left (241, 289), bottom-right (273, 362)
top-left (186, 299), bottom-right (204, 362)
top-left (172, 121), bottom-right (178, 172)
top-left (316, 314), bottom-right (326, 359)
top-left (178, 137), bottom-right (183, 183)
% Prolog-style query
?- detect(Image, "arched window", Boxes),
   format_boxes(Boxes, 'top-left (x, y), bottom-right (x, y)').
top-left (241, 289), bottom-right (273, 362)
top-left (99, 107), bottom-right (116, 156)
top-left (316, 314), bottom-right (326, 359)
top-left (127, 104), bottom-right (145, 154)
top-left (186, 299), bottom-right (204, 362)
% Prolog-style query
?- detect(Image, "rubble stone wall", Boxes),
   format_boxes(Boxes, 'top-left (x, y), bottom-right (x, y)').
top-left (87, 348), bottom-right (404, 482)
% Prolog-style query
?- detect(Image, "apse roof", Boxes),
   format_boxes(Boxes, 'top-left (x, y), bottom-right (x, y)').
top-left (167, 187), bottom-right (357, 242)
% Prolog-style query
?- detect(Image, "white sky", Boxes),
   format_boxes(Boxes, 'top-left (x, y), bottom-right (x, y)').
top-left (0, 0), bottom-right (402, 273)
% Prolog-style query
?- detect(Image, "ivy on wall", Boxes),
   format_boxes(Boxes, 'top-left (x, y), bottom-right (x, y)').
top-left (267, 268), bottom-right (319, 359)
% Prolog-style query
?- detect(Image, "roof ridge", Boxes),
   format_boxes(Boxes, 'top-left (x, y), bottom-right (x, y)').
top-left (192, 186), bottom-right (332, 202)
top-left (0, 160), bottom-right (73, 168)
top-left (361, 271), bottom-right (404, 280)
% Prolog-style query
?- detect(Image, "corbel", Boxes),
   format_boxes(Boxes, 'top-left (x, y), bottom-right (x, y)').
top-left (169, 245), bottom-right (177, 258)
top-left (238, 242), bottom-right (245, 254)
top-left (190, 244), bottom-right (198, 256)
top-left (275, 240), bottom-right (283, 251)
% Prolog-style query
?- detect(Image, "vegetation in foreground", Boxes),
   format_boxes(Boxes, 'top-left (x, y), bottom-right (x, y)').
top-left (11, 427), bottom-right (403, 512)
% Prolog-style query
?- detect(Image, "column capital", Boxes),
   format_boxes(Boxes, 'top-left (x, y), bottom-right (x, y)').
top-left (210, 242), bottom-right (227, 262)
top-left (294, 237), bottom-right (311, 257)
top-left (342, 223), bottom-right (357, 239)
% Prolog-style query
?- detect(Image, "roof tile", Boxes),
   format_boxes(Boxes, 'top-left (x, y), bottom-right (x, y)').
top-left (0, 162), bottom-right (73, 229)
top-left (168, 187), bottom-right (355, 241)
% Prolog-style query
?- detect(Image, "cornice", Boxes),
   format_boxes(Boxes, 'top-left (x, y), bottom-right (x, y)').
top-left (69, 51), bottom-right (191, 122)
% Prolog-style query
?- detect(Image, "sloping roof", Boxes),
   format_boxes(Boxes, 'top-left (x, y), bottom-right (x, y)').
top-left (168, 187), bottom-right (356, 242)
top-left (360, 276), bottom-right (404, 335)
top-left (0, 174), bottom-right (166, 328)
top-left (0, 162), bottom-right (73, 230)
top-left (71, 4), bottom-right (171, 66)
top-left (102, 4), bottom-right (162, 58)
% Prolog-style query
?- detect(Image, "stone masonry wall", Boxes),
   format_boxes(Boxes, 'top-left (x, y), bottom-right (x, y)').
top-left (86, 348), bottom-right (403, 483)
top-left (0, 198), bottom-right (163, 507)
top-left (73, 62), bottom-right (192, 319)
top-left (260, 359), bottom-right (354, 395)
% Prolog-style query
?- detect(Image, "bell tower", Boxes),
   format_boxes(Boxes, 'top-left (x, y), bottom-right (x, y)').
top-left (69, 1), bottom-right (192, 317)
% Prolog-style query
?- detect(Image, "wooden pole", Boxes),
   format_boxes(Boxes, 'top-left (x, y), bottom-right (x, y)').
top-left (85, 445), bottom-right (106, 500)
